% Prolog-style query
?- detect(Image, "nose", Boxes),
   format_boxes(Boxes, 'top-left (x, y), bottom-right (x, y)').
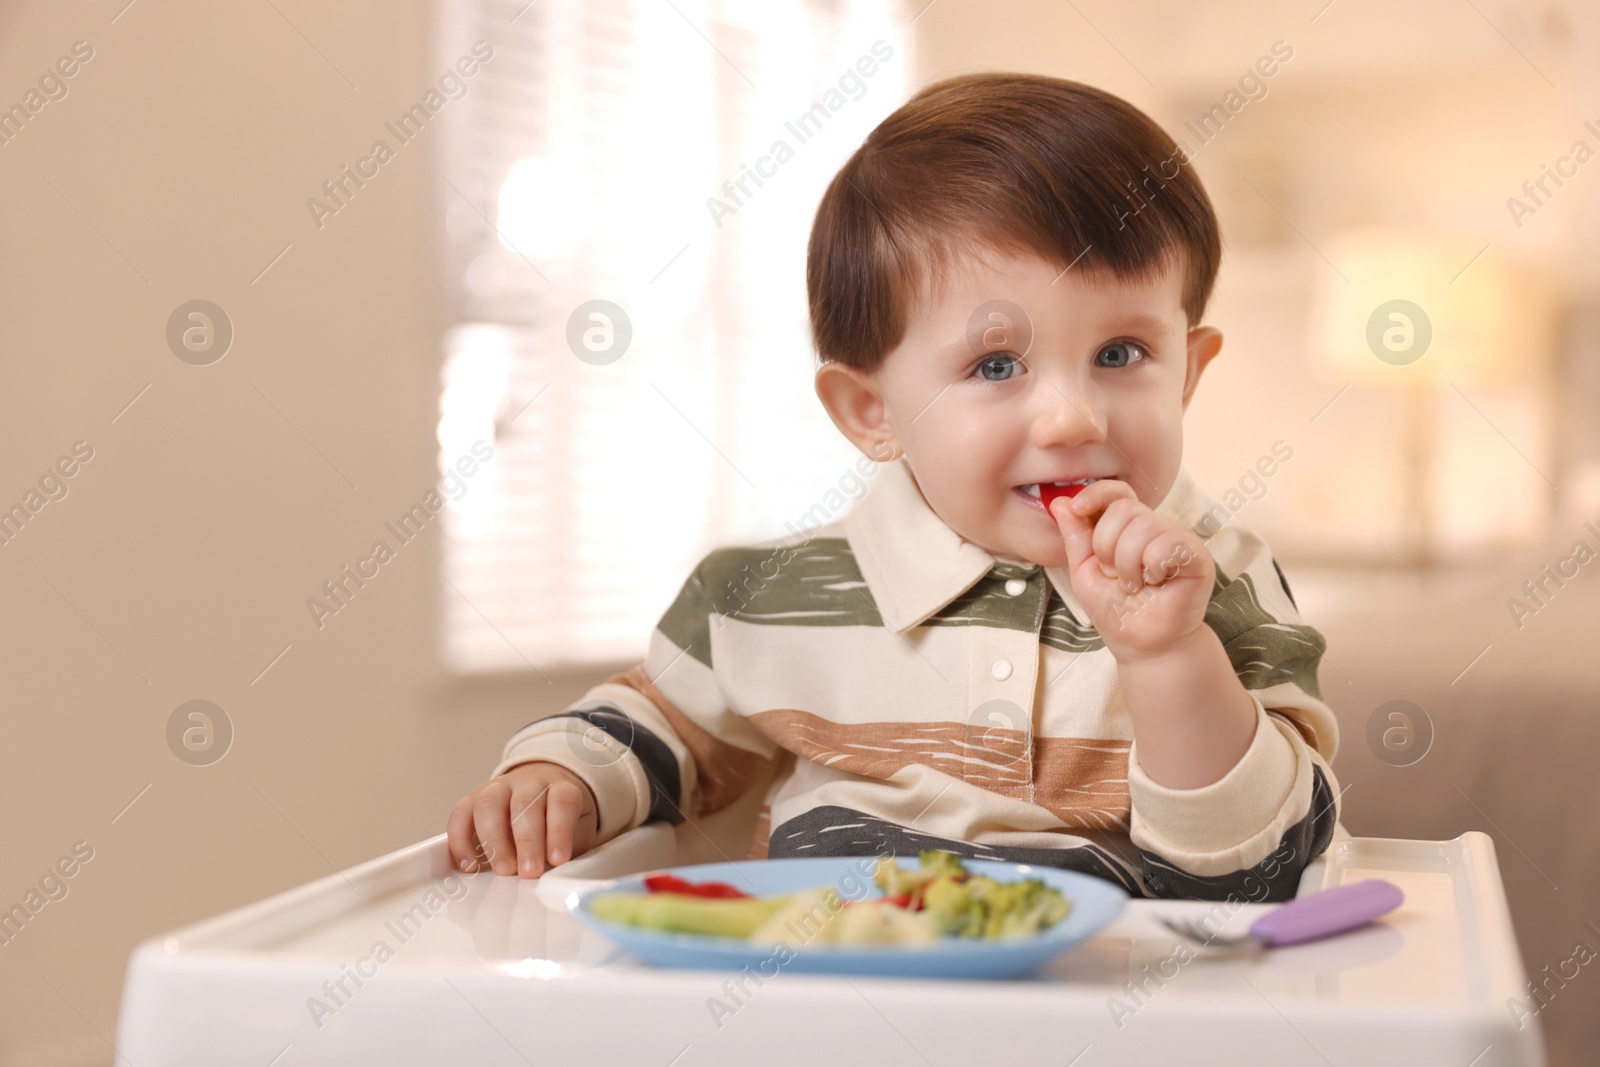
top-left (1028, 377), bottom-right (1108, 450)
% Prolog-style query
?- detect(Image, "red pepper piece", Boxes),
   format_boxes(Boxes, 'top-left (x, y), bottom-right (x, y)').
top-left (1038, 482), bottom-right (1090, 510)
top-left (642, 873), bottom-right (751, 899)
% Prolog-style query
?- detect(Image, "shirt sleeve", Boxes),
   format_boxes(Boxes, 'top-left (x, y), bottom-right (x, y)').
top-left (491, 550), bottom-right (777, 845)
top-left (1123, 525), bottom-right (1342, 901)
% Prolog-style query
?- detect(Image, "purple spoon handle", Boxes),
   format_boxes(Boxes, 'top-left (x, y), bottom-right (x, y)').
top-left (1248, 879), bottom-right (1405, 947)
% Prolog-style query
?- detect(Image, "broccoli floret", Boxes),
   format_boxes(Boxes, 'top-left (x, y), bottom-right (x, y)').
top-left (872, 856), bottom-right (924, 897)
top-left (981, 878), bottom-right (1070, 939)
top-left (873, 849), bottom-right (968, 898)
top-left (920, 871), bottom-right (1070, 940)
top-left (922, 873), bottom-right (982, 937)
top-left (918, 849), bottom-right (967, 877)
top-left (874, 851), bottom-right (1067, 940)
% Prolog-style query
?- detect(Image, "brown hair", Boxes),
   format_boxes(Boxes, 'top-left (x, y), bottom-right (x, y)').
top-left (806, 72), bottom-right (1221, 371)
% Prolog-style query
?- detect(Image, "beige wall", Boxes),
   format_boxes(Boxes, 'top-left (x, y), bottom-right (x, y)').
top-left (0, 3), bottom-right (612, 1062)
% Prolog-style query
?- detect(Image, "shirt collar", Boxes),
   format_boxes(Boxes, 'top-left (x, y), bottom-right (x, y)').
top-left (842, 458), bottom-right (996, 633)
top-left (842, 457), bottom-right (1216, 634)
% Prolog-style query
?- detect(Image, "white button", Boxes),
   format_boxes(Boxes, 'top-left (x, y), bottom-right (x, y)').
top-left (991, 659), bottom-right (1013, 680)
top-left (1004, 578), bottom-right (1027, 596)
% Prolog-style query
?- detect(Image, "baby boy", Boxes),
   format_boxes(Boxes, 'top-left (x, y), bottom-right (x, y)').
top-left (447, 72), bottom-right (1342, 901)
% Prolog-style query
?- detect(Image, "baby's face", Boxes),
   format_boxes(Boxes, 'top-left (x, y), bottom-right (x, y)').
top-left (873, 249), bottom-right (1219, 567)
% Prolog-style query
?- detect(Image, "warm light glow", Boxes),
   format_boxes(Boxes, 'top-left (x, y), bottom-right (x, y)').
top-left (438, 324), bottom-right (511, 455)
top-left (438, 324), bottom-right (511, 538)
top-left (1304, 229), bottom-right (1558, 557)
top-left (497, 957), bottom-right (564, 980)
top-left (1308, 230), bottom-right (1551, 389)
top-left (443, 0), bottom-right (913, 669)
top-left (497, 156), bottom-right (585, 264)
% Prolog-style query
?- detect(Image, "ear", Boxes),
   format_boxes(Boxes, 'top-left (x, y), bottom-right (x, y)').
top-left (1180, 326), bottom-right (1223, 411)
top-left (814, 361), bottom-right (901, 461)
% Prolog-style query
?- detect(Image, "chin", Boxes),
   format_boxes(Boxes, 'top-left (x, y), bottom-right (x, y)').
top-left (985, 530), bottom-right (1068, 569)
top-left (1019, 543), bottom-right (1069, 568)
top-left (957, 506), bottom-right (1071, 568)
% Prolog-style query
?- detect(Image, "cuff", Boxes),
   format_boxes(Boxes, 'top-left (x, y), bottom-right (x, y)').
top-left (492, 719), bottom-right (651, 843)
top-left (1126, 692), bottom-right (1305, 876)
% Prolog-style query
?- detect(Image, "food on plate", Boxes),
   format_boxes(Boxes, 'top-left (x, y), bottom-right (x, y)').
top-left (918, 862), bottom-right (1071, 940)
top-left (748, 886), bottom-right (939, 946)
top-left (588, 891), bottom-right (787, 937)
top-left (589, 850), bottom-right (1070, 947)
top-left (640, 873), bottom-right (751, 899)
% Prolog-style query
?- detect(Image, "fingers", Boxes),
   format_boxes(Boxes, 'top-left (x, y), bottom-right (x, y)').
top-left (1063, 480), bottom-right (1139, 578)
top-left (1058, 480), bottom-right (1202, 594)
top-left (1091, 500), bottom-right (1145, 581)
top-left (450, 766), bottom-right (600, 881)
top-left (1112, 511), bottom-right (1169, 591)
top-left (543, 780), bottom-right (596, 867)
top-left (1048, 496), bottom-right (1096, 574)
top-left (1112, 512), bottom-right (1210, 594)
top-left (572, 802), bottom-right (598, 859)
top-left (1142, 530), bottom-right (1207, 585)
top-left (473, 780), bottom-right (517, 876)
top-left (447, 795), bottom-right (483, 873)
top-left (1065, 477), bottom-right (1137, 522)
top-left (508, 782), bottom-right (551, 878)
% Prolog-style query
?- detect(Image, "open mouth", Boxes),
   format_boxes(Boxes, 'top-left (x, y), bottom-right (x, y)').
top-left (1016, 478), bottom-right (1108, 510)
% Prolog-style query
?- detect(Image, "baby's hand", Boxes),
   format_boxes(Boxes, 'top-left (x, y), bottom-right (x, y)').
top-left (1048, 479), bottom-right (1214, 662)
top-left (447, 761), bottom-right (598, 878)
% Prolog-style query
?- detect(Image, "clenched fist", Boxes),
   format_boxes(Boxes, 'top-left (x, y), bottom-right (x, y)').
top-left (1048, 478), bottom-right (1214, 662)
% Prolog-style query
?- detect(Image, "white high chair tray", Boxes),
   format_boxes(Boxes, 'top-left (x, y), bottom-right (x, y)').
top-left (116, 828), bottom-right (1548, 1066)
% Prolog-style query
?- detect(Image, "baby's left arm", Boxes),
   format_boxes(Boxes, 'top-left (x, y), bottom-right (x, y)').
top-left (1051, 483), bottom-right (1341, 901)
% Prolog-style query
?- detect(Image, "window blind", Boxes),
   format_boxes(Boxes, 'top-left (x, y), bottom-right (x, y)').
top-left (436, 0), bottom-right (914, 670)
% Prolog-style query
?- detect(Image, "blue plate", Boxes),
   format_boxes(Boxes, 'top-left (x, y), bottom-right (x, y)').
top-left (571, 856), bottom-right (1128, 979)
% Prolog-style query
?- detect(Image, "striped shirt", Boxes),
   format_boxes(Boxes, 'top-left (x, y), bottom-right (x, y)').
top-left (494, 458), bottom-right (1343, 900)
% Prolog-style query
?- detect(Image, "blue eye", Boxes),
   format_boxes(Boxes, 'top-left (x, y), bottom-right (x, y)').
top-left (975, 354), bottom-right (1023, 381)
top-left (1096, 340), bottom-right (1148, 368)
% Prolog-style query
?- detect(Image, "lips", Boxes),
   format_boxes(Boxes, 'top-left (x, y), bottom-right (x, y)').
top-left (1011, 479), bottom-right (1113, 511)
top-left (1018, 477), bottom-right (1107, 509)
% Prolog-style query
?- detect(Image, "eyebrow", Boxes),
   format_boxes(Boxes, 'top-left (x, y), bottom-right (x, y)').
top-left (1113, 313), bottom-right (1176, 337)
top-left (938, 335), bottom-right (975, 361)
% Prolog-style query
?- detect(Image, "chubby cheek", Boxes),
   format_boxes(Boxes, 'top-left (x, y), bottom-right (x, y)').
top-left (914, 414), bottom-right (1011, 496)
top-left (1122, 424), bottom-right (1181, 508)
top-left (905, 440), bottom-right (988, 523)
top-left (1116, 392), bottom-right (1185, 506)
top-left (902, 419), bottom-right (1011, 529)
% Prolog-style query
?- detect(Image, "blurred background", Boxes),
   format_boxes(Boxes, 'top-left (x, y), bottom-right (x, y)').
top-left (2, 0), bottom-right (1598, 1063)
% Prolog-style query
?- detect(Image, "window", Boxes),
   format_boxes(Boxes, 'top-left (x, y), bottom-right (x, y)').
top-left (436, 0), bottom-right (913, 670)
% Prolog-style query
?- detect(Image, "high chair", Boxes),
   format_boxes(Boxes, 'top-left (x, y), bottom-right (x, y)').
top-left (117, 780), bottom-right (1549, 1065)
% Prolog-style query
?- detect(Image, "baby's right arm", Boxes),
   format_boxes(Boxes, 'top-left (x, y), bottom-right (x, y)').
top-left (446, 552), bottom-right (779, 880)
top-left (446, 761), bottom-right (599, 878)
